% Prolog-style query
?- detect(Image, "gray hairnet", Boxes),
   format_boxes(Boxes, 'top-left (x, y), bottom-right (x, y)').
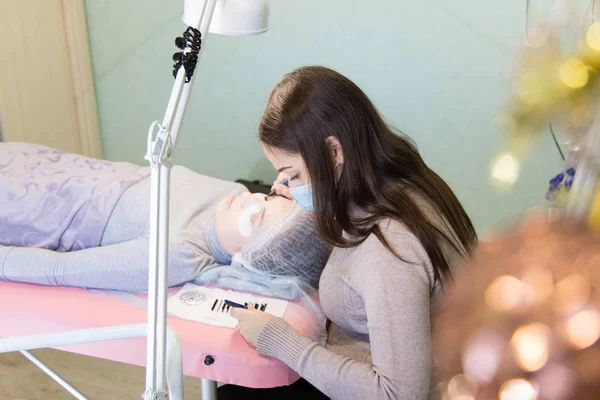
top-left (235, 201), bottom-right (331, 288)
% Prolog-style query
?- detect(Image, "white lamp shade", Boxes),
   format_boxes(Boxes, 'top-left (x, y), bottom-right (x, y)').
top-left (183, 0), bottom-right (269, 36)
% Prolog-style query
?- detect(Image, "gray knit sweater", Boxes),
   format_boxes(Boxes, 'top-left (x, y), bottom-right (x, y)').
top-left (257, 218), bottom-right (456, 399)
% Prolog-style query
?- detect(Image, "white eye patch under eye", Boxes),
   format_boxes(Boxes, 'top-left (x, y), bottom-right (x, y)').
top-left (238, 202), bottom-right (264, 237)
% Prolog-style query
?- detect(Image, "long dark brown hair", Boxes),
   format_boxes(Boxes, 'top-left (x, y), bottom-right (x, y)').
top-left (259, 66), bottom-right (477, 284)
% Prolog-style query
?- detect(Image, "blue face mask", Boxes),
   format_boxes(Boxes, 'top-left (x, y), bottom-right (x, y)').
top-left (289, 184), bottom-right (314, 212)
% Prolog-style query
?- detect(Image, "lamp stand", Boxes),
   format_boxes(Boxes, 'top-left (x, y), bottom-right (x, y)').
top-left (142, 1), bottom-right (218, 399)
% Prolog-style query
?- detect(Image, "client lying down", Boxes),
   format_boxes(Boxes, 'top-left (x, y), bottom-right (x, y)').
top-left (0, 143), bottom-right (331, 293)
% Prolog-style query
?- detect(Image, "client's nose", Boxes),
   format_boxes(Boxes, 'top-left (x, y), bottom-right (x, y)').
top-left (251, 193), bottom-right (267, 203)
top-left (240, 192), bottom-right (266, 208)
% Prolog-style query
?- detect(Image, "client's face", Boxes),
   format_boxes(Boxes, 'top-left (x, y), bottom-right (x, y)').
top-left (214, 192), bottom-right (294, 255)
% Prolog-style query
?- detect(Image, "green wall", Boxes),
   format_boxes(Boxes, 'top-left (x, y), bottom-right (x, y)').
top-left (85, 0), bottom-right (566, 233)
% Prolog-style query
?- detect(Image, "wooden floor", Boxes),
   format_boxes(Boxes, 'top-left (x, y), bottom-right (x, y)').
top-left (0, 349), bottom-right (204, 399)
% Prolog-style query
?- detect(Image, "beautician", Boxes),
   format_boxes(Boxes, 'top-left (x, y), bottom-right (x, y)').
top-left (221, 66), bottom-right (478, 400)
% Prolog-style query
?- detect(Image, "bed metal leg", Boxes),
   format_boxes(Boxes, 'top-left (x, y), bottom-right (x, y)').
top-left (19, 350), bottom-right (88, 400)
top-left (0, 324), bottom-right (149, 353)
top-left (201, 379), bottom-right (218, 400)
top-left (165, 326), bottom-right (184, 400)
top-left (0, 323), bottom-right (185, 400)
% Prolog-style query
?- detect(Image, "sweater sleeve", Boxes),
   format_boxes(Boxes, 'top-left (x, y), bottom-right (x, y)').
top-left (0, 233), bottom-right (212, 292)
top-left (256, 234), bottom-right (434, 400)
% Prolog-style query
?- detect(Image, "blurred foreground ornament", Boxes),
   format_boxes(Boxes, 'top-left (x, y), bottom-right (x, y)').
top-left (435, 216), bottom-right (600, 400)
top-left (492, 3), bottom-right (600, 232)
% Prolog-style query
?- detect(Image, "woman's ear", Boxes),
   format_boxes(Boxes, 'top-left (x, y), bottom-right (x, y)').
top-left (325, 136), bottom-right (344, 166)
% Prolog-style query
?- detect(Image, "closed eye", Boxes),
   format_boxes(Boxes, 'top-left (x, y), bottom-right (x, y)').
top-left (254, 207), bottom-right (267, 228)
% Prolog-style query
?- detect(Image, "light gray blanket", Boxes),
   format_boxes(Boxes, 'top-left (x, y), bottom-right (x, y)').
top-left (0, 142), bottom-right (247, 291)
top-left (0, 142), bottom-right (148, 250)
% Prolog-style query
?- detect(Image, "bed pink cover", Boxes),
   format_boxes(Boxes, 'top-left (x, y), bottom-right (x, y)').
top-left (0, 281), bottom-right (312, 388)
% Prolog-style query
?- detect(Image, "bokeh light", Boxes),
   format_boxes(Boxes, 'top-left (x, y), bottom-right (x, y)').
top-left (553, 273), bottom-right (591, 315)
top-left (586, 22), bottom-right (600, 52)
top-left (499, 379), bottom-right (539, 400)
top-left (485, 275), bottom-right (529, 312)
top-left (462, 330), bottom-right (505, 382)
top-left (537, 364), bottom-right (575, 400)
top-left (491, 152), bottom-right (520, 185)
top-left (510, 323), bottom-right (551, 372)
top-left (566, 309), bottom-right (600, 349)
top-left (444, 374), bottom-right (477, 400)
top-left (559, 58), bottom-right (588, 88)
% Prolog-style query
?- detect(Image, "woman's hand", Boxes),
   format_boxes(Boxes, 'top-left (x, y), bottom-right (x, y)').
top-left (230, 307), bottom-right (277, 347)
top-left (271, 172), bottom-right (293, 200)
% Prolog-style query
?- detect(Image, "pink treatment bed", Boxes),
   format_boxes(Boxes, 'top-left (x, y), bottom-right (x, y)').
top-left (0, 281), bottom-right (313, 389)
